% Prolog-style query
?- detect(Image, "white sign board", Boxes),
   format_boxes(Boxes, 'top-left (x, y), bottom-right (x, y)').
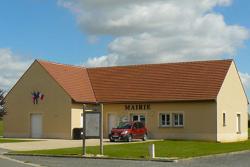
top-left (85, 112), bottom-right (100, 138)
top-left (84, 104), bottom-right (101, 112)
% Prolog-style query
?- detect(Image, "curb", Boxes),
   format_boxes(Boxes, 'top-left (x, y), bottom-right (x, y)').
top-left (179, 149), bottom-right (250, 161)
top-left (5, 153), bottom-right (177, 162)
top-left (6, 149), bottom-right (250, 163)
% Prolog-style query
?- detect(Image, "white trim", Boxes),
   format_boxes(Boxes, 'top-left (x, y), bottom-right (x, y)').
top-left (158, 111), bottom-right (185, 128)
top-left (172, 112), bottom-right (184, 127)
top-left (130, 113), bottom-right (146, 123)
top-left (159, 113), bottom-right (171, 127)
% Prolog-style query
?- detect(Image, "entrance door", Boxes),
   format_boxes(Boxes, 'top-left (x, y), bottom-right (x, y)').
top-left (108, 114), bottom-right (117, 133)
top-left (31, 114), bottom-right (42, 138)
top-left (131, 114), bottom-right (145, 123)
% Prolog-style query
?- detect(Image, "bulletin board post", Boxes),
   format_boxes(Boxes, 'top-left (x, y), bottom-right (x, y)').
top-left (82, 103), bottom-right (103, 156)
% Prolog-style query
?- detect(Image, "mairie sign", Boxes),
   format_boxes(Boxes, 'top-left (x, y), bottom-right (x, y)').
top-left (124, 104), bottom-right (151, 111)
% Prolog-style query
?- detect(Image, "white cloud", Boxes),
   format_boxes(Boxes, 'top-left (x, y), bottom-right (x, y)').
top-left (0, 48), bottom-right (32, 90)
top-left (240, 72), bottom-right (250, 90)
top-left (59, 0), bottom-right (249, 67)
top-left (87, 35), bottom-right (99, 44)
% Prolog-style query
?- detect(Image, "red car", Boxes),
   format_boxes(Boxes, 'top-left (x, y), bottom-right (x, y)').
top-left (109, 121), bottom-right (147, 142)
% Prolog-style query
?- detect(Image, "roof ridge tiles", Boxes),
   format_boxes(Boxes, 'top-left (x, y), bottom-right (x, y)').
top-left (86, 59), bottom-right (233, 69)
top-left (37, 58), bottom-right (233, 70)
top-left (36, 59), bottom-right (85, 69)
top-left (86, 68), bottom-right (98, 102)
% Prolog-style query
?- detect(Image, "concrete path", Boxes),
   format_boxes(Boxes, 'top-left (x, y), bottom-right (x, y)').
top-left (0, 139), bottom-right (157, 151)
top-left (0, 139), bottom-right (105, 151)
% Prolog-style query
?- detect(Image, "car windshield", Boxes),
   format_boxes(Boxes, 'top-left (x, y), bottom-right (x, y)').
top-left (116, 122), bottom-right (131, 129)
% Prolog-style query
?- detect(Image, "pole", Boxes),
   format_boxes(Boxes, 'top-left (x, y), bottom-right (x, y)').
top-left (82, 104), bottom-right (86, 156)
top-left (100, 103), bottom-right (104, 155)
top-left (149, 144), bottom-right (155, 159)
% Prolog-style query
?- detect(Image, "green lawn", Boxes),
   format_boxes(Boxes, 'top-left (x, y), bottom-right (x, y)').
top-left (14, 139), bottom-right (250, 159)
top-left (0, 120), bottom-right (3, 136)
top-left (0, 138), bottom-right (36, 143)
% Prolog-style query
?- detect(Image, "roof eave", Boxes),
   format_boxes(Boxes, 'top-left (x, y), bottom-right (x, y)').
top-left (72, 98), bottom-right (216, 104)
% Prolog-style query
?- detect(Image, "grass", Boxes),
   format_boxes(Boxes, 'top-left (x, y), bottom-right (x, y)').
top-left (0, 120), bottom-right (3, 136)
top-left (0, 138), bottom-right (36, 143)
top-left (14, 139), bottom-right (250, 159)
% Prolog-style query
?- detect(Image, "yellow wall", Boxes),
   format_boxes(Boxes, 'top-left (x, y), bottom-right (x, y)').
top-left (217, 62), bottom-right (249, 142)
top-left (4, 60), bottom-right (248, 142)
top-left (71, 103), bottom-right (83, 132)
top-left (3, 61), bottom-right (72, 139)
top-left (103, 101), bottom-right (217, 141)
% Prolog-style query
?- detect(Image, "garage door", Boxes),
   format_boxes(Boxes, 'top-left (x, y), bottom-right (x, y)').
top-left (31, 114), bottom-right (43, 138)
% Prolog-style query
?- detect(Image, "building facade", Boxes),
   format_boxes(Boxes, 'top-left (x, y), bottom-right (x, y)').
top-left (3, 59), bottom-right (249, 142)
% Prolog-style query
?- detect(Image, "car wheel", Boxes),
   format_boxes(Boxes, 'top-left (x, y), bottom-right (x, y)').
top-left (142, 133), bottom-right (147, 141)
top-left (110, 138), bottom-right (115, 142)
top-left (127, 135), bottom-right (132, 142)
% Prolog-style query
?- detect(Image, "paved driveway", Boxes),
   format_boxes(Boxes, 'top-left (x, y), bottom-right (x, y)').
top-left (0, 139), bottom-right (107, 151)
top-left (0, 139), bottom-right (158, 151)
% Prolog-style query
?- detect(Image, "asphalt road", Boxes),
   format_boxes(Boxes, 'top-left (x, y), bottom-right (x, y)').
top-left (2, 151), bottom-right (250, 167)
top-left (0, 156), bottom-right (31, 167)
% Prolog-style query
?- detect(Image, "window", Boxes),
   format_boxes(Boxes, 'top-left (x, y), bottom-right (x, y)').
top-left (236, 114), bottom-right (241, 134)
top-left (80, 113), bottom-right (83, 127)
top-left (131, 114), bottom-right (145, 123)
top-left (223, 113), bottom-right (226, 127)
top-left (159, 113), bottom-right (171, 127)
top-left (173, 113), bottom-right (184, 127)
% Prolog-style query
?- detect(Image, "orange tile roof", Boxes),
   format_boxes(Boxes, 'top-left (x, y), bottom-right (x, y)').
top-left (38, 59), bottom-right (233, 103)
top-left (38, 60), bottom-right (96, 103)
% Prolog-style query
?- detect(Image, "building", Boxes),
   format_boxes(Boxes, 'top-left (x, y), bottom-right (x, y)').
top-left (3, 59), bottom-right (249, 142)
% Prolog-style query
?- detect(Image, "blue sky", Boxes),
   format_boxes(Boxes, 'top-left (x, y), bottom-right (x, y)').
top-left (0, 0), bottom-right (249, 99)
top-left (215, 0), bottom-right (250, 73)
top-left (0, 0), bottom-right (112, 64)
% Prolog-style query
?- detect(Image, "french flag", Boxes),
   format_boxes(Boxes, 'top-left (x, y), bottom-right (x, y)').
top-left (39, 93), bottom-right (44, 100)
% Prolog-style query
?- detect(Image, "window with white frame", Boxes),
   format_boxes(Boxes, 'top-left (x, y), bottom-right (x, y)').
top-left (173, 113), bottom-right (184, 127)
top-left (159, 113), bottom-right (171, 127)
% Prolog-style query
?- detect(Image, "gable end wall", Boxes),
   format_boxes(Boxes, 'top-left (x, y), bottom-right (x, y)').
top-left (217, 62), bottom-right (248, 142)
top-left (3, 61), bottom-right (73, 139)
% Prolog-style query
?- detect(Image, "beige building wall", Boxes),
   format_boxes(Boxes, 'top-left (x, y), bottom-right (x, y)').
top-left (103, 101), bottom-right (217, 141)
top-left (4, 60), bottom-right (247, 142)
top-left (217, 62), bottom-right (249, 142)
top-left (3, 61), bottom-right (72, 139)
top-left (71, 103), bottom-right (83, 136)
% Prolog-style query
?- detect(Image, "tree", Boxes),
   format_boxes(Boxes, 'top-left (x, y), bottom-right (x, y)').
top-left (0, 89), bottom-right (6, 119)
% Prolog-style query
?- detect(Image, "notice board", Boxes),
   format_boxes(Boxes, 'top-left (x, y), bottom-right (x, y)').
top-left (84, 112), bottom-right (101, 138)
